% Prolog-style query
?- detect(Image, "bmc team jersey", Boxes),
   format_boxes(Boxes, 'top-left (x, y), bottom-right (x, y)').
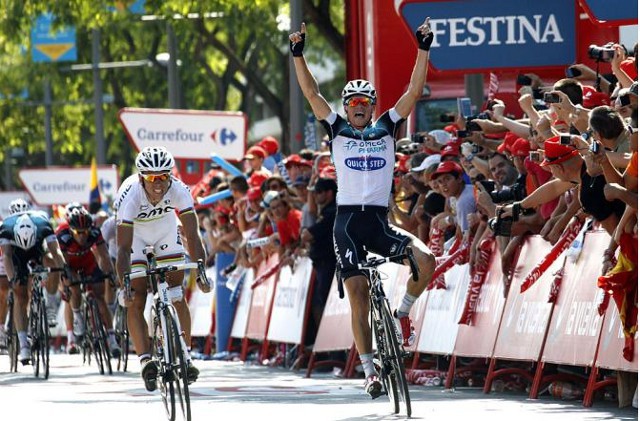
top-left (115, 174), bottom-right (194, 268)
top-left (56, 221), bottom-right (104, 274)
top-left (320, 109), bottom-right (404, 207)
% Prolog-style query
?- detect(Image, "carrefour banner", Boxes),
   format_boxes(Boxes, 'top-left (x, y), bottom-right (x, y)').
top-left (399, 0), bottom-right (576, 71)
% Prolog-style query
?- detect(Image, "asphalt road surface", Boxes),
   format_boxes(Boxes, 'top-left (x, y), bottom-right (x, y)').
top-left (0, 354), bottom-right (636, 421)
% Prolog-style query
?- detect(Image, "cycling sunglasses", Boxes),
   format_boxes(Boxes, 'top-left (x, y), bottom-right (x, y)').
top-left (71, 227), bottom-right (90, 235)
top-left (141, 173), bottom-right (170, 182)
top-left (344, 97), bottom-right (373, 107)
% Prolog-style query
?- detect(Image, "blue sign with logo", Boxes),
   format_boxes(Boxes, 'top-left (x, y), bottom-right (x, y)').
top-left (400, 0), bottom-right (576, 70)
top-left (345, 156), bottom-right (386, 171)
top-left (31, 13), bottom-right (77, 63)
top-left (580, 0), bottom-right (637, 23)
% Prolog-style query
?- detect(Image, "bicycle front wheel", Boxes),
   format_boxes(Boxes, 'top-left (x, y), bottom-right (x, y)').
top-left (38, 299), bottom-right (50, 379)
top-left (7, 297), bottom-right (18, 373)
top-left (381, 300), bottom-right (411, 417)
top-left (165, 305), bottom-right (191, 421)
top-left (114, 305), bottom-right (129, 372)
top-left (29, 300), bottom-right (41, 378)
top-left (371, 297), bottom-right (399, 414)
top-left (92, 303), bottom-right (113, 375)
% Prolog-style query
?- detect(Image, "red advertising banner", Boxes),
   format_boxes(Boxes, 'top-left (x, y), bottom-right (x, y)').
top-left (244, 254), bottom-right (279, 341)
top-left (540, 232), bottom-right (610, 366)
top-left (454, 247), bottom-right (507, 358)
top-left (493, 236), bottom-right (561, 361)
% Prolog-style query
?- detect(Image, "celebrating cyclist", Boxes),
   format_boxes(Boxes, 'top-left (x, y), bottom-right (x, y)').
top-left (56, 206), bottom-right (120, 357)
top-left (0, 205), bottom-right (67, 364)
top-left (290, 19), bottom-right (437, 398)
top-left (115, 146), bottom-right (209, 392)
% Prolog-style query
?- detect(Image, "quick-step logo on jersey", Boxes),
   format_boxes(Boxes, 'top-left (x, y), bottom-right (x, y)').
top-left (345, 156), bottom-right (387, 171)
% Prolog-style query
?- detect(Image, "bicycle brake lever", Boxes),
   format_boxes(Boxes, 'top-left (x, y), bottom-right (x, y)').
top-left (406, 247), bottom-right (419, 282)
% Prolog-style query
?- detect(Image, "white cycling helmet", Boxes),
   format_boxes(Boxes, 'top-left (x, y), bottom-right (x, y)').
top-left (13, 214), bottom-right (36, 250)
top-left (135, 146), bottom-right (175, 173)
top-left (341, 79), bottom-right (377, 102)
top-left (9, 198), bottom-right (30, 215)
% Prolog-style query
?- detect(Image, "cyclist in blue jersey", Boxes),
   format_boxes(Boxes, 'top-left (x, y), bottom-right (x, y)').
top-left (290, 18), bottom-right (437, 398)
top-left (0, 208), bottom-right (68, 364)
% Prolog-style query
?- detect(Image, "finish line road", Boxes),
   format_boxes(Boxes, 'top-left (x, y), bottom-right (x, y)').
top-left (0, 354), bottom-right (636, 421)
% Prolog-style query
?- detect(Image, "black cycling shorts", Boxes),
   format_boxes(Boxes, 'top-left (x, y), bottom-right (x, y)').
top-left (333, 205), bottom-right (412, 282)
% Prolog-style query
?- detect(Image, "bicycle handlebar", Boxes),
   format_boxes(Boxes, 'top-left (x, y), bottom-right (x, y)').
top-left (357, 247), bottom-right (419, 282)
top-left (126, 261), bottom-right (200, 281)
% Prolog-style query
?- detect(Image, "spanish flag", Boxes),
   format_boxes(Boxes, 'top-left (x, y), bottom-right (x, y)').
top-left (88, 158), bottom-right (102, 214)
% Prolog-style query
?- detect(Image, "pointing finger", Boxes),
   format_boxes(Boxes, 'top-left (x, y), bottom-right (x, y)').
top-left (301, 22), bottom-right (306, 34)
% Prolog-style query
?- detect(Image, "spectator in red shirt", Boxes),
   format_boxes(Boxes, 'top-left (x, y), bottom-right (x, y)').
top-left (264, 190), bottom-right (302, 258)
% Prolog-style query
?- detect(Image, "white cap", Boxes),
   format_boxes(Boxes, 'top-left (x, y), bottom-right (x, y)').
top-left (428, 130), bottom-right (452, 145)
top-left (261, 190), bottom-right (280, 209)
top-left (411, 154), bottom-right (441, 172)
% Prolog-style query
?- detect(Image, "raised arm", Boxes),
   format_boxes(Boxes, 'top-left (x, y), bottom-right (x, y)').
top-left (289, 23), bottom-right (332, 120)
top-left (394, 17), bottom-right (433, 118)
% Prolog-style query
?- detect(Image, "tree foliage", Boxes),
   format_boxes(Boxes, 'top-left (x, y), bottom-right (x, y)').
top-left (0, 0), bottom-right (345, 187)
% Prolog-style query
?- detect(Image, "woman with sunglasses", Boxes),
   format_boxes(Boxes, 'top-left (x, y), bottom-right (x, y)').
top-left (114, 146), bottom-right (209, 392)
top-left (290, 18), bottom-right (437, 398)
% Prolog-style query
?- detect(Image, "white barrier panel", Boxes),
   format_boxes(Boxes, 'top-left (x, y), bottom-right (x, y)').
top-left (245, 254), bottom-right (279, 340)
top-left (190, 266), bottom-right (216, 337)
top-left (416, 263), bottom-right (471, 355)
top-left (313, 277), bottom-right (353, 353)
top-left (267, 257), bottom-right (313, 344)
top-left (231, 268), bottom-right (254, 339)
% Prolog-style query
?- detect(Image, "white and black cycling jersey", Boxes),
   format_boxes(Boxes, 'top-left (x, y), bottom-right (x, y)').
top-left (115, 174), bottom-right (194, 227)
top-left (320, 108), bottom-right (404, 207)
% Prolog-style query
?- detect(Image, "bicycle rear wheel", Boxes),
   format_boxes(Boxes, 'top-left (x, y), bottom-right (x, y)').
top-left (165, 305), bottom-right (191, 421)
top-left (381, 300), bottom-right (411, 417)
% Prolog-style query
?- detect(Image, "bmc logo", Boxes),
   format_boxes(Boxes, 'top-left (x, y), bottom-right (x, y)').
top-left (345, 156), bottom-right (386, 172)
top-left (137, 205), bottom-right (175, 219)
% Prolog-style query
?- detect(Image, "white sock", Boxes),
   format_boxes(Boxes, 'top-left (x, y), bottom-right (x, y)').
top-left (397, 293), bottom-right (418, 317)
top-left (67, 330), bottom-right (75, 343)
top-left (139, 353), bottom-right (151, 364)
top-left (359, 353), bottom-right (376, 378)
top-left (73, 309), bottom-right (82, 319)
top-left (18, 331), bottom-right (28, 349)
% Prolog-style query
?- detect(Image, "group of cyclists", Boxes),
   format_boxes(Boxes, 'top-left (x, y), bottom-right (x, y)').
top-left (0, 145), bottom-right (211, 392)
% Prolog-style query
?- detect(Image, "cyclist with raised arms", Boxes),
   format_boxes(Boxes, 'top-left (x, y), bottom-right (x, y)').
top-left (0, 203), bottom-right (67, 364)
top-left (115, 146), bottom-right (210, 391)
top-left (56, 206), bottom-right (120, 357)
top-left (289, 18), bottom-right (437, 398)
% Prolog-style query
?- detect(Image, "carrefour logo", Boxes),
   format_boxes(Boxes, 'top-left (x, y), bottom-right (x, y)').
top-left (345, 156), bottom-right (386, 171)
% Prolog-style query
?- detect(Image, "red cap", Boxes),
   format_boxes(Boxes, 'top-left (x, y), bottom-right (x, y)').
top-left (430, 161), bottom-right (464, 180)
top-left (540, 136), bottom-right (579, 167)
top-left (247, 186), bottom-right (262, 202)
top-left (258, 136), bottom-right (279, 155)
top-left (244, 145), bottom-right (267, 160)
top-left (582, 85), bottom-right (610, 109)
top-left (248, 170), bottom-right (270, 188)
top-left (440, 143), bottom-right (459, 157)
top-left (443, 124), bottom-right (458, 135)
top-left (497, 132), bottom-right (519, 154)
top-left (620, 58), bottom-right (638, 81)
top-left (284, 154), bottom-right (312, 168)
top-left (510, 138), bottom-right (531, 157)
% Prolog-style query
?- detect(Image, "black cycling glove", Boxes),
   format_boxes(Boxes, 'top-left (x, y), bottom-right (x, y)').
top-left (290, 33), bottom-right (305, 57)
top-left (416, 28), bottom-right (434, 51)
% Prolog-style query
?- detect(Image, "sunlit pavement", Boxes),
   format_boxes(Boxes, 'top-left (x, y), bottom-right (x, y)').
top-left (0, 353), bottom-right (636, 421)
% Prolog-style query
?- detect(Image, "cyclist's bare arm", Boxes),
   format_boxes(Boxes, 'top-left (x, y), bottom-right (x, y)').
top-left (94, 242), bottom-right (116, 278)
top-left (290, 23), bottom-right (332, 121)
top-left (179, 211), bottom-right (206, 263)
top-left (45, 239), bottom-right (66, 268)
top-left (116, 222), bottom-right (134, 286)
top-left (394, 17), bottom-right (431, 118)
top-left (1, 244), bottom-right (15, 280)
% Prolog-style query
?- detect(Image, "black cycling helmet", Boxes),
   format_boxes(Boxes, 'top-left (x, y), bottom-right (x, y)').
top-left (67, 207), bottom-right (93, 231)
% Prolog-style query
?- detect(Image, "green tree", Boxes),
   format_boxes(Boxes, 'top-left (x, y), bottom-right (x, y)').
top-left (0, 0), bottom-right (345, 188)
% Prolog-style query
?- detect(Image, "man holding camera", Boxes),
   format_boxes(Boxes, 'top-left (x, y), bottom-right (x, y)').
top-left (289, 18), bottom-right (437, 399)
